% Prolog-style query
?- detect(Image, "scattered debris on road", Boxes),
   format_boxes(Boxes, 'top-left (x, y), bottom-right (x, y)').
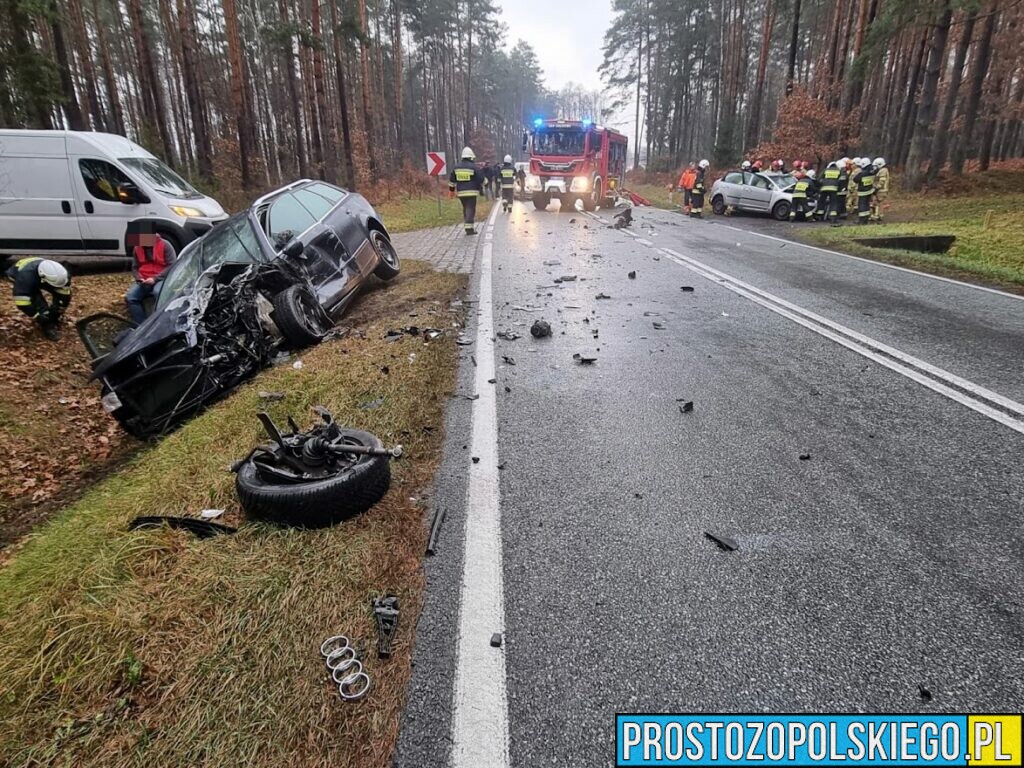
top-left (199, 508), bottom-right (225, 519)
top-left (321, 635), bottom-right (371, 702)
top-left (573, 353), bottom-right (597, 365)
top-left (799, 453), bottom-right (812, 461)
top-left (129, 515), bottom-right (236, 538)
top-left (496, 329), bottom-right (521, 341)
top-left (258, 391), bottom-right (286, 401)
top-left (628, 270), bottom-right (636, 279)
top-left (426, 507), bottom-right (445, 555)
top-left (596, 292), bottom-right (612, 300)
top-left (705, 532), bottom-right (739, 552)
top-left (918, 684), bottom-right (933, 702)
top-left (678, 401), bottom-right (694, 413)
top-left (490, 633), bottom-right (503, 648)
top-left (502, 355), bottom-right (516, 366)
top-left (530, 320), bottom-right (552, 338)
top-left (680, 286), bottom-right (695, 292)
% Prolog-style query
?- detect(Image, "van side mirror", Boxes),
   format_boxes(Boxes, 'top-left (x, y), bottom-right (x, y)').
top-left (117, 182), bottom-right (147, 205)
top-left (282, 238), bottom-right (305, 259)
top-left (521, 132), bottom-right (528, 153)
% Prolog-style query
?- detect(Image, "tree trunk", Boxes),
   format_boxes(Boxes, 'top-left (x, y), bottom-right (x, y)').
top-left (222, 0), bottom-right (256, 187)
top-left (903, 4), bottom-right (952, 190)
top-left (357, 0), bottom-right (377, 173)
top-left (927, 9), bottom-right (976, 182)
top-left (787, 0), bottom-right (802, 94)
top-left (67, 0), bottom-right (104, 129)
top-left (745, 0), bottom-right (775, 150)
top-left (392, 0), bottom-right (403, 154)
top-left (175, 0), bottom-right (211, 177)
top-left (952, 3), bottom-right (998, 175)
top-left (892, 28), bottom-right (928, 163)
top-left (309, 0), bottom-right (337, 183)
top-left (329, 0), bottom-right (356, 187)
top-left (127, 0), bottom-right (173, 159)
top-left (50, 4), bottom-right (87, 130)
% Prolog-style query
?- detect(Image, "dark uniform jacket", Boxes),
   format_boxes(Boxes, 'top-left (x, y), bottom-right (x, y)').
top-left (499, 163), bottom-right (516, 188)
top-left (449, 160), bottom-right (483, 198)
top-left (820, 166), bottom-right (842, 193)
top-left (7, 257), bottom-right (71, 318)
top-left (854, 165), bottom-right (877, 196)
top-left (693, 168), bottom-right (707, 192)
top-left (792, 173), bottom-right (814, 199)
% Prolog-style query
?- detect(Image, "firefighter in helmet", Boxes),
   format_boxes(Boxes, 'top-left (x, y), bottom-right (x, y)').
top-left (449, 146), bottom-right (484, 235)
top-left (690, 159), bottom-right (710, 218)
top-left (6, 257), bottom-right (72, 340)
top-left (499, 154), bottom-right (516, 213)
top-left (870, 157), bottom-right (889, 222)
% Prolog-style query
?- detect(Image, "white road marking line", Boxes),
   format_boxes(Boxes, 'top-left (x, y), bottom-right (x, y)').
top-left (636, 238), bottom-right (653, 246)
top-left (660, 246), bottom-right (1024, 436)
top-left (451, 202), bottom-right (510, 768)
top-left (717, 223), bottom-right (1024, 302)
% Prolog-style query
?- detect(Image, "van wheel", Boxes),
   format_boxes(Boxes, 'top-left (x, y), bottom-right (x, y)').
top-left (712, 196), bottom-right (727, 216)
top-left (772, 201), bottom-right (791, 221)
top-left (533, 193), bottom-right (549, 211)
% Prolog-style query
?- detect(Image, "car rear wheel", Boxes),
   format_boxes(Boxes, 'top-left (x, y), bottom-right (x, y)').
top-left (272, 284), bottom-right (326, 348)
top-left (712, 196), bottom-right (727, 215)
top-left (772, 201), bottom-right (791, 221)
top-left (370, 230), bottom-right (401, 280)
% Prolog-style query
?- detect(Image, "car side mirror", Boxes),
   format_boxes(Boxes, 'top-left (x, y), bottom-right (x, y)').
top-left (117, 182), bottom-right (146, 205)
top-left (282, 238), bottom-right (306, 259)
top-left (521, 132), bottom-right (528, 153)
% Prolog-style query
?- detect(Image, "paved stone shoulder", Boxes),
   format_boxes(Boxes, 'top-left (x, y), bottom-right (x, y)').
top-left (392, 224), bottom-right (478, 274)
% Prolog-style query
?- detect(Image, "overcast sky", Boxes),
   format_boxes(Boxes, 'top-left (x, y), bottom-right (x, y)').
top-left (495, 0), bottom-right (611, 93)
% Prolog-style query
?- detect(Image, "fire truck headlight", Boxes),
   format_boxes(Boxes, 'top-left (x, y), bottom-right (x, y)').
top-left (570, 176), bottom-right (590, 193)
top-left (525, 174), bottom-right (542, 191)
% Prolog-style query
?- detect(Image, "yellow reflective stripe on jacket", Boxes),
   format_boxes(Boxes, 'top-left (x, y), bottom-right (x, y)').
top-left (14, 295), bottom-right (32, 306)
top-left (14, 257), bottom-right (41, 270)
top-left (454, 169), bottom-right (474, 182)
top-left (456, 190), bottom-right (479, 197)
top-left (52, 286), bottom-right (71, 295)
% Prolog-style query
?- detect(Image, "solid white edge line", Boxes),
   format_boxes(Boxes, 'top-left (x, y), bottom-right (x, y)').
top-left (451, 202), bottom-right (510, 768)
top-left (635, 238), bottom-right (653, 246)
top-left (659, 247), bottom-right (1024, 436)
top-left (661, 247), bottom-right (1024, 418)
top-left (717, 223), bottom-right (1024, 302)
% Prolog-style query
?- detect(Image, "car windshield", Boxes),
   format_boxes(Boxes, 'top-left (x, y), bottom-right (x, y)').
top-left (120, 157), bottom-right (203, 199)
top-left (533, 129), bottom-right (586, 157)
top-left (767, 173), bottom-right (796, 189)
top-left (156, 215), bottom-right (264, 310)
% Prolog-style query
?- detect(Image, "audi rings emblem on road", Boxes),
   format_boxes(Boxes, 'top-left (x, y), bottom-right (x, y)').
top-left (320, 635), bottom-right (372, 701)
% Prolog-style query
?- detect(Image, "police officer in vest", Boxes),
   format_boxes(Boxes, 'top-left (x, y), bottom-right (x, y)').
top-left (6, 257), bottom-right (71, 340)
top-left (449, 147), bottom-right (484, 235)
top-left (817, 161), bottom-right (842, 225)
top-left (499, 154), bottom-right (516, 213)
top-left (125, 222), bottom-right (177, 324)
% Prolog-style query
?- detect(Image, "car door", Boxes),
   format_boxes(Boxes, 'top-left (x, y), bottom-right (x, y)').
top-left (72, 157), bottom-right (143, 254)
top-left (266, 191), bottom-right (349, 304)
top-left (718, 172), bottom-right (744, 207)
top-left (741, 173), bottom-right (773, 213)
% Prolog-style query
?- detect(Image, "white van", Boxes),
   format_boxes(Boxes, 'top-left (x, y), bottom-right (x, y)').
top-left (0, 130), bottom-right (227, 258)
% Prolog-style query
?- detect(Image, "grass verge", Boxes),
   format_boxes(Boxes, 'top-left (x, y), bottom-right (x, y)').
top-left (372, 194), bottom-right (495, 233)
top-left (0, 260), bottom-right (466, 768)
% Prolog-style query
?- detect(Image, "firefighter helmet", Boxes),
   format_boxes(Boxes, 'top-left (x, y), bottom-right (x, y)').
top-left (38, 260), bottom-right (69, 288)
top-left (461, 146), bottom-right (475, 160)
top-left (504, 154), bottom-right (512, 164)
top-left (699, 159), bottom-right (709, 169)
top-left (741, 160), bottom-right (751, 170)
top-left (873, 157), bottom-right (886, 168)
top-left (806, 169), bottom-right (816, 179)
top-left (793, 160), bottom-right (803, 170)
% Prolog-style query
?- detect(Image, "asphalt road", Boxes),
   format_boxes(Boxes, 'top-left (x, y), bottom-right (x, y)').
top-left (395, 202), bottom-right (1024, 768)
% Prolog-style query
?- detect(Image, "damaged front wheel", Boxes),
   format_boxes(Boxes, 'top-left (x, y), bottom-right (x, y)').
top-left (272, 284), bottom-right (327, 348)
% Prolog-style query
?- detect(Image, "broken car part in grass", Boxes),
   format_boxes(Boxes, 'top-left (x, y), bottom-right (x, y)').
top-left (233, 407), bottom-right (398, 528)
top-left (320, 635), bottom-right (372, 702)
top-left (373, 595), bottom-right (400, 659)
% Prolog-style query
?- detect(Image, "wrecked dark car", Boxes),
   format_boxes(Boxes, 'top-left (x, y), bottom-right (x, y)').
top-left (78, 180), bottom-right (401, 439)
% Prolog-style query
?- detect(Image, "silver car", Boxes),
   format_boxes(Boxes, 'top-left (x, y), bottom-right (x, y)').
top-left (710, 171), bottom-right (815, 220)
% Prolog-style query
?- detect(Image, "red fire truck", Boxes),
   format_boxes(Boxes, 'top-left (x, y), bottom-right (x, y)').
top-left (521, 119), bottom-right (628, 211)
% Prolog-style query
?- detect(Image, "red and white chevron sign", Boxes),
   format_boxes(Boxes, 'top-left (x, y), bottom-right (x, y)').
top-left (426, 151), bottom-right (446, 176)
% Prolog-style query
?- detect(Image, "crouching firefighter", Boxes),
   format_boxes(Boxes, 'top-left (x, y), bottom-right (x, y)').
top-left (449, 146), bottom-right (483, 235)
top-left (6, 257), bottom-right (72, 340)
top-left (499, 154), bottom-right (516, 213)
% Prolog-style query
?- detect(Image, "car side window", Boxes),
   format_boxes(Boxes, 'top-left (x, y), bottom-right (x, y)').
top-left (268, 193), bottom-right (317, 246)
top-left (79, 158), bottom-right (132, 202)
top-left (723, 172), bottom-right (743, 184)
top-left (307, 182), bottom-right (345, 204)
top-left (749, 175), bottom-right (771, 190)
top-left (293, 188), bottom-right (334, 220)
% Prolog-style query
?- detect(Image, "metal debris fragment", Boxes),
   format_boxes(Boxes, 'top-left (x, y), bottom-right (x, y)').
top-left (705, 532), bottom-right (738, 551)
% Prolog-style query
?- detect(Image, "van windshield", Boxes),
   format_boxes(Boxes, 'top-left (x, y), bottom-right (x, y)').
top-left (121, 157), bottom-right (203, 199)
top-left (156, 215), bottom-right (265, 311)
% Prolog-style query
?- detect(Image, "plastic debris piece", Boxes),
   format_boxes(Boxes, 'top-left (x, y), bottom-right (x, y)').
top-left (628, 271), bottom-right (636, 279)
top-left (705, 532), bottom-right (738, 551)
top-left (573, 353), bottom-right (597, 365)
top-left (530, 320), bottom-right (552, 338)
top-left (595, 293), bottom-right (612, 300)
top-left (799, 453), bottom-right (811, 461)
top-left (679, 401), bottom-right (694, 413)
top-left (292, 360), bottom-right (304, 370)
top-left (200, 508), bottom-right (225, 520)
top-left (490, 633), bottom-right (503, 648)
top-left (680, 286), bottom-right (695, 292)
top-left (258, 391), bottom-right (285, 401)
top-left (373, 595), bottom-right (400, 658)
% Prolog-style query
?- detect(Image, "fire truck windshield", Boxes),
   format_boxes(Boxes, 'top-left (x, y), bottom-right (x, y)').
top-left (533, 129), bottom-right (586, 157)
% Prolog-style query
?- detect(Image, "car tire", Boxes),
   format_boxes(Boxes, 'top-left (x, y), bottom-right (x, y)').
top-left (370, 230), bottom-right (401, 280)
top-left (712, 196), bottom-right (727, 215)
top-left (533, 193), bottom-right (549, 210)
top-left (235, 429), bottom-right (391, 528)
top-left (599, 196), bottom-right (615, 210)
top-left (272, 284), bottom-right (325, 348)
top-left (772, 201), bottom-right (791, 221)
